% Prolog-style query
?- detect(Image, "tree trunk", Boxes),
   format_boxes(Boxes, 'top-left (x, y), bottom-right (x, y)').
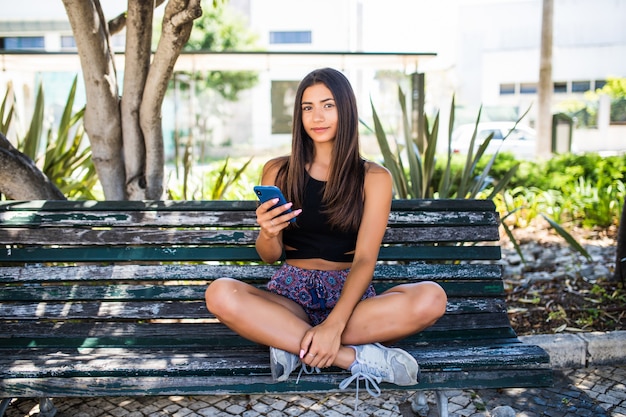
top-left (0, 132), bottom-right (65, 200)
top-left (536, 0), bottom-right (554, 159)
top-left (615, 199), bottom-right (626, 284)
top-left (62, 0), bottom-right (126, 200)
top-left (140, 0), bottom-right (202, 199)
top-left (62, 0), bottom-right (202, 201)
top-left (121, 0), bottom-right (155, 200)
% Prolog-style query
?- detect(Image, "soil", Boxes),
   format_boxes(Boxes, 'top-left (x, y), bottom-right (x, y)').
top-left (501, 222), bottom-right (625, 336)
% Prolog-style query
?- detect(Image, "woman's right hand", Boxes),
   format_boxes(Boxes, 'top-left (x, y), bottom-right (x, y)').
top-left (256, 199), bottom-right (300, 238)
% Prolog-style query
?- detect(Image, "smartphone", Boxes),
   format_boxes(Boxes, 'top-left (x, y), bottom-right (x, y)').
top-left (253, 185), bottom-right (295, 222)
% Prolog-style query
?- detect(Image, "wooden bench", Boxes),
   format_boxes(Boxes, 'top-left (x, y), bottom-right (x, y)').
top-left (0, 199), bottom-right (552, 417)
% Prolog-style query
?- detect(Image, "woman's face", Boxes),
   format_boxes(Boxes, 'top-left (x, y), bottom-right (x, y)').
top-left (301, 83), bottom-right (338, 145)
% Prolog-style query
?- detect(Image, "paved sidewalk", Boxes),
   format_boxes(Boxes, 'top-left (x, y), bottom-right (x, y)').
top-left (5, 365), bottom-right (625, 417)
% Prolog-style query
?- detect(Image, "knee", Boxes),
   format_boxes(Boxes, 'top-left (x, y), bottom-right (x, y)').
top-left (205, 278), bottom-right (240, 317)
top-left (413, 281), bottom-right (448, 323)
top-left (428, 281), bottom-right (448, 318)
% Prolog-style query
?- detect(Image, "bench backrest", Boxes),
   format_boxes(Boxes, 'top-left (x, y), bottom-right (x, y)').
top-left (0, 199), bottom-right (511, 345)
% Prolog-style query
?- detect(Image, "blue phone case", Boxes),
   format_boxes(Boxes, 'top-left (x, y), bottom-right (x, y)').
top-left (253, 185), bottom-right (295, 222)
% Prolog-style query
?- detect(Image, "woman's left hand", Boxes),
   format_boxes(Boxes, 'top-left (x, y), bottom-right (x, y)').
top-left (299, 321), bottom-right (344, 369)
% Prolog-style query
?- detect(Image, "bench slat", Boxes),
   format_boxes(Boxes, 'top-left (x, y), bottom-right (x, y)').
top-left (0, 210), bottom-right (498, 228)
top-left (0, 224), bottom-right (499, 245)
top-left (0, 264), bottom-right (503, 283)
top-left (0, 298), bottom-right (507, 320)
top-left (0, 343), bottom-right (548, 378)
top-left (0, 281), bottom-right (504, 301)
top-left (0, 210), bottom-right (255, 228)
top-left (0, 199), bottom-right (496, 213)
top-left (0, 369), bottom-right (554, 398)
top-left (0, 319), bottom-right (518, 349)
top-left (0, 245), bottom-right (501, 262)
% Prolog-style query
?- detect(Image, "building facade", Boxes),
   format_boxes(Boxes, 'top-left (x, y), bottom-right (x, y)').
top-left (1, 0), bottom-right (624, 156)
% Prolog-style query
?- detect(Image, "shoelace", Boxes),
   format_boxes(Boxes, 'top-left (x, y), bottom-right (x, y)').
top-left (338, 364), bottom-right (383, 410)
top-left (295, 363), bottom-right (321, 384)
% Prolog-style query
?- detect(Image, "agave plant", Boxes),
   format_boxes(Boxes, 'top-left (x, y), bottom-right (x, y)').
top-left (208, 156), bottom-right (254, 200)
top-left (1, 82), bottom-right (16, 135)
top-left (366, 85), bottom-right (591, 262)
top-left (367, 87), bottom-right (522, 199)
top-left (166, 156), bottom-right (254, 200)
top-left (2, 77), bottom-right (98, 200)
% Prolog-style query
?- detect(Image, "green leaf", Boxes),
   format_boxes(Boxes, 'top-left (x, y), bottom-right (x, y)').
top-left (1, 84), bottom-right (16, 133)
top-left (423, 112), bottom-right (439, 197)
top-left (22, 82), bottom-right (45, 160)
top-left (398, 87), bottom-right (422, 198)
top-left (438, 96), bottom-right (456, 198)
top-left (500, 208), bottom-right (527, 263)
top-left (540, 213), bottom-right (592, 261)
top-left (487, 163), bottom-right (520, 199)
top-left (370, 96), bottom-right (408, 198)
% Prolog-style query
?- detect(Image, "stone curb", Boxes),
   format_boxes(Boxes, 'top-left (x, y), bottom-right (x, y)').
top-left (520, 330), bottom-right (626, 369)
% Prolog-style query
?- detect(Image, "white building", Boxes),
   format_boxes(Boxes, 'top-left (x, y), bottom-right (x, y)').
top-left (1, 0), bottom-right (624, 156)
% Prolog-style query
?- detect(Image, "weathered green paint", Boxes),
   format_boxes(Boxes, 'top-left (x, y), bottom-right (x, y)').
top-left (0, 245), bottom-right (501, 263)
top-left (0, 199), bottom-right (552, 403)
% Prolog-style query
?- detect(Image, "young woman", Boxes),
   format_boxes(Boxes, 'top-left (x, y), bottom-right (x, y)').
top-left (205, 68), bottom-right (447, 397)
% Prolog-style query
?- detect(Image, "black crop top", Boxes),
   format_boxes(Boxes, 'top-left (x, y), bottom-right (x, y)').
top-left (282, 175), bottom-right (358, 262)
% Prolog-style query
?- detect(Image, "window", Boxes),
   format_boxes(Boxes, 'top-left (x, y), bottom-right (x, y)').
top-left (61, 36), bottom-right (76, 49)
top-left (2, 36), bottom-right (45, 50)
top-left (553, 82), bottom-right (567, 93)
top-left (572, 81), bottom-right (591, 93)
top-left (479, 129), bottom-right (504, 141)
top-left (500, 83), bottom-right (516, 95)
top-left (111, 34), bottom-right (126, 49)
top-left (269, 31), bottom-right (312, 44)
top-left (595, 80), bottom-right (607, 90)
top-left (520, 83), bottom-right (537, 94)
top-left (271, 80), bottom-right (299, 134)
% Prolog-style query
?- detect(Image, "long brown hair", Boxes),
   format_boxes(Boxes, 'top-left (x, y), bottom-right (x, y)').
top-left (275, 68), bottom-right (365, 232)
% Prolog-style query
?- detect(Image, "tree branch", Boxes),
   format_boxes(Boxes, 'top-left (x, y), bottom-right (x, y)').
top-left (109, 0), bottom-right (167, 35)
top-left (170, 0), bottom-right (202, 27)
top-left (138, 0), bottom-right (202, 199)
top-left (121, 0), bottom-right (155, 200)
top-left (62, 0), bottom-right (126, 200)
top-left (0, 132), bottom-right (65, 200)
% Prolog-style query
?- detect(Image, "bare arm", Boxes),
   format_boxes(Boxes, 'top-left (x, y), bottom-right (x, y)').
top-left (326, 163), bottom-right (392, 329)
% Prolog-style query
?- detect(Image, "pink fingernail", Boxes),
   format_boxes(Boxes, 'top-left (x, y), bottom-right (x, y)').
top-left (299, 349), bottom-right (305, 359)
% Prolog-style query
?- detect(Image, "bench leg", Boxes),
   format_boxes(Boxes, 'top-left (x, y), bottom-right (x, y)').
top-left (38, 398), bottom-right (57, 417)
top-left (0, 399), bottom-right (12, 417)
top-left (436, 390), bottom-right (449, 417)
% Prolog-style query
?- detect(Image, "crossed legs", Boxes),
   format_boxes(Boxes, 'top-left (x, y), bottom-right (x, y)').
top-left (205, 277), bottom-right (447, 370)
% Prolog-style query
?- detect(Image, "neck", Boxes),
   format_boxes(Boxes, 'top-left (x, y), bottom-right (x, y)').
top-left (309, 143), bottom-right (333, 181)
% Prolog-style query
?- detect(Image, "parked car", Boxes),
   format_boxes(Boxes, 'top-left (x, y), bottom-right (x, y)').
top-left (450, 122), bottom-right (537, 159)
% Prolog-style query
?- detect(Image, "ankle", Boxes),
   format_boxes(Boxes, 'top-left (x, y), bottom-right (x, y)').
top-left (336, 345), bottom-right (357, 370)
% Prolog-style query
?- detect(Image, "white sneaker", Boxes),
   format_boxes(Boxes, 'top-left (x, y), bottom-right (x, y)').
top-left (269, 347), bottom-right (300, 381)
top-left (339, 343), bottom-right (419, 409)
top-left (269, 347), bottom-right (321, 382)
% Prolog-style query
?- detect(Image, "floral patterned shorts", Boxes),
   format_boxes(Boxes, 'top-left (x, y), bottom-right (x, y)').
top-left (267, 263), bottom-right (376, 326)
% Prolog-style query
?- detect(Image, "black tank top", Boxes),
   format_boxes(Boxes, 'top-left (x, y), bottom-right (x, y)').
top-left (282, 174), bottom-right (358, 262)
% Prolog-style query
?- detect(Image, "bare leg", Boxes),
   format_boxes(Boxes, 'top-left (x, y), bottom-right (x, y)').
top-left (206, 279), bottom-right (446, 370)
top-left (205, 278), bottom-right (357, 369)
top-left (341, 281), bottom-right (447, 346)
